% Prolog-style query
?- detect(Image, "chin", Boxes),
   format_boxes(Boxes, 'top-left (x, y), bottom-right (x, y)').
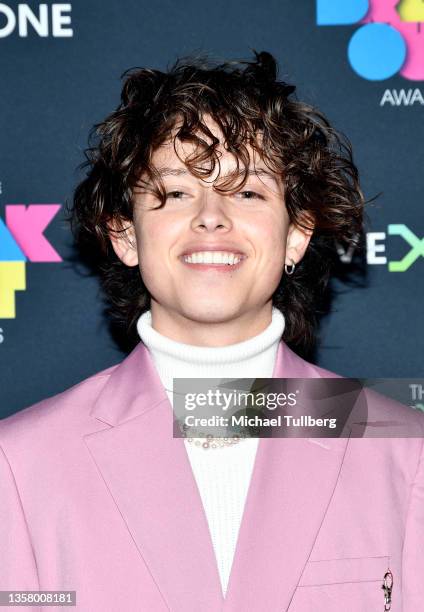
top-left (180, 304), bottom-right (243, 324)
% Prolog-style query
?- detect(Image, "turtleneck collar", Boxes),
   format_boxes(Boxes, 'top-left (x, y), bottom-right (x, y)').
top-left (136, 307), bottom-right (285, 392)
top-left (136, 307), bottom-right (285, 367)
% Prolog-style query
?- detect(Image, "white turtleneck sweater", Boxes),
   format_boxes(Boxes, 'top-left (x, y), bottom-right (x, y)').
top-left (136, 307), bottom-right (285, 596)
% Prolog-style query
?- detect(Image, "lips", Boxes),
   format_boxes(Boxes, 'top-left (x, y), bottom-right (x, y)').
top-left (178, 243), bottom-right (248, 274)
top-left (180, 244), bottom-right (247, 258)
top-left (180, 257), bottom-right (246, 272)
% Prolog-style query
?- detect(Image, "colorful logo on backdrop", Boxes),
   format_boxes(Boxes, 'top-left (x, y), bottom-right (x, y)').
top-left (0, 204), bottom-right (62, 319)
top-left (317, 0), bottom-right (424, 80)
top-left (337, 224), bottom-right (423, 270)
top-left (364, 225), bottom-right (424, 271)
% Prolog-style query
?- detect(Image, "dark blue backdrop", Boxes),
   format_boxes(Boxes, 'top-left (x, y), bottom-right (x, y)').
top-left (1, 0), bottom-right (423, 417)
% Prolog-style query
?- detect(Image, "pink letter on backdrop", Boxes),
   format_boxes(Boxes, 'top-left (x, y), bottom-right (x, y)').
top-left (5, 204), bottom-right (62, 262)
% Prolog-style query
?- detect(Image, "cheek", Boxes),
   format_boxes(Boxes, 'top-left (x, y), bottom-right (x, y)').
top-left (253, 219), bottom-right (287, 261)
top-left (136, 216), bottom-right (180, 268)
top-left (134, 211), bottom-right (157, 246)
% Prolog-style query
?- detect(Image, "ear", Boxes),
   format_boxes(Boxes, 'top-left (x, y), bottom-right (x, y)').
top-left (285, 218), bottom-right (314, 267)
top-left (107, 218), bottom-right (139, 267)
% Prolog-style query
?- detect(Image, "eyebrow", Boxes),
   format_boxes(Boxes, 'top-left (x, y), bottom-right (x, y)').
top-left (155, 166), bottom-right (280, 185)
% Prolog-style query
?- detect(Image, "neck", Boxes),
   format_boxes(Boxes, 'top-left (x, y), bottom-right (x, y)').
top-left (148, 302), bottom-right (274, 347)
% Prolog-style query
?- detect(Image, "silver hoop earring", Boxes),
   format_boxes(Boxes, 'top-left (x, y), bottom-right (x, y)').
top-left (285, 259), bottom-right (296, 275)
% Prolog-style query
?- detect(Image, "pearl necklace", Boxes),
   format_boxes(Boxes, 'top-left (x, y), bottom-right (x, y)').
top-left (183, 432), bottom-right (247, 450)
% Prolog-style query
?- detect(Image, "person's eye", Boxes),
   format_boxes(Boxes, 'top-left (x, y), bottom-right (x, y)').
top-left (165, 190), bottom-right (187, 200)
top-left (235, 190), bottom-right (265, 200)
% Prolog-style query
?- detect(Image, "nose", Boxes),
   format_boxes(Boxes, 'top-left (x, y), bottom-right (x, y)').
top-left (190, 189), bottom-right (233, 232)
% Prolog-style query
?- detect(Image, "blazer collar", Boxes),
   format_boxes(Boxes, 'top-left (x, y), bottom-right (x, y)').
top-left (89, 338), bottom-right (321, 426)
top-left (89, 340), bottom-right (169, 426)
top-left (85, 340), bottom-right (348, 611)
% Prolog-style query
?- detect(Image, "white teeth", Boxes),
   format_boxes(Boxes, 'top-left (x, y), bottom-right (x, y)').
top-left (183, 251), bottom-right (242, 265)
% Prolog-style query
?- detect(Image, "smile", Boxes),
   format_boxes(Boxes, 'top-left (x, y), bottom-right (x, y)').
top-left (180, 251), bottom-right (247, 271)
top-left (183, 251), bottom-right (244, 264)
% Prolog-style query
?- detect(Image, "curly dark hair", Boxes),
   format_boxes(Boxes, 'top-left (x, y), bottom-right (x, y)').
top-left (68, 49), bottom-right (366, 355)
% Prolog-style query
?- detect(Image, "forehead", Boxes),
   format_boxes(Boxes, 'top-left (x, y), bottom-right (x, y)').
top-left (149, 114), bottom-right (267, 174)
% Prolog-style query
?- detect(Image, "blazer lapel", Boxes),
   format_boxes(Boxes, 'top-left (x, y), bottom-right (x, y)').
top-left (222, 342), bottom-right (350, 611)
top-left (83, 343), bottom-right (224, 611)
top-left (84, 339), bottom-right (349, 612)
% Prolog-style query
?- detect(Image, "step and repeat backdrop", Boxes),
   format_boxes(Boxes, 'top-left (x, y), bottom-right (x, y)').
top-left (0, 0), bottom-right (423, 416)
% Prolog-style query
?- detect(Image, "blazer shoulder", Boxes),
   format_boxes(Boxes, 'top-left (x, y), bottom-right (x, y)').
top-left (287, 346), bottom-right (424, 432)
top-left (362, 385), bottom-right (424, 431)
top-left (281, 341), bottom-right (343, 379)
top-left (0, 362), bottom-right (120, 447)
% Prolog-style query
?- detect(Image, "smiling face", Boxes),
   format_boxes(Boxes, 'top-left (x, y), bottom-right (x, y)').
top-left (109, 117), bottom-right (313, 344)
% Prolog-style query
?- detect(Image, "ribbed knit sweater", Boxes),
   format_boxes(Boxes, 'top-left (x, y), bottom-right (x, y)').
top-left (136, 307), bottom-right (285, 596)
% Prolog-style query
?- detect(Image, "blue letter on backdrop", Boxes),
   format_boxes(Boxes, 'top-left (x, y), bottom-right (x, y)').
top-left (317, 0), bottom-right (369, 25)
top-left (348, 23), bottom-right (406, 81)
top-left (0, 219), bottom-right (26, 261)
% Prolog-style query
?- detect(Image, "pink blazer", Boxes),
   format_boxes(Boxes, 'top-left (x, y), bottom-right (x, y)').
top-left (0, 340), bottom-right (423, 611)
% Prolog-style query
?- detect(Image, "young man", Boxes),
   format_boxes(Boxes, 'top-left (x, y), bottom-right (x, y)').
top-left (0, 51), bottom-right (422, 611)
